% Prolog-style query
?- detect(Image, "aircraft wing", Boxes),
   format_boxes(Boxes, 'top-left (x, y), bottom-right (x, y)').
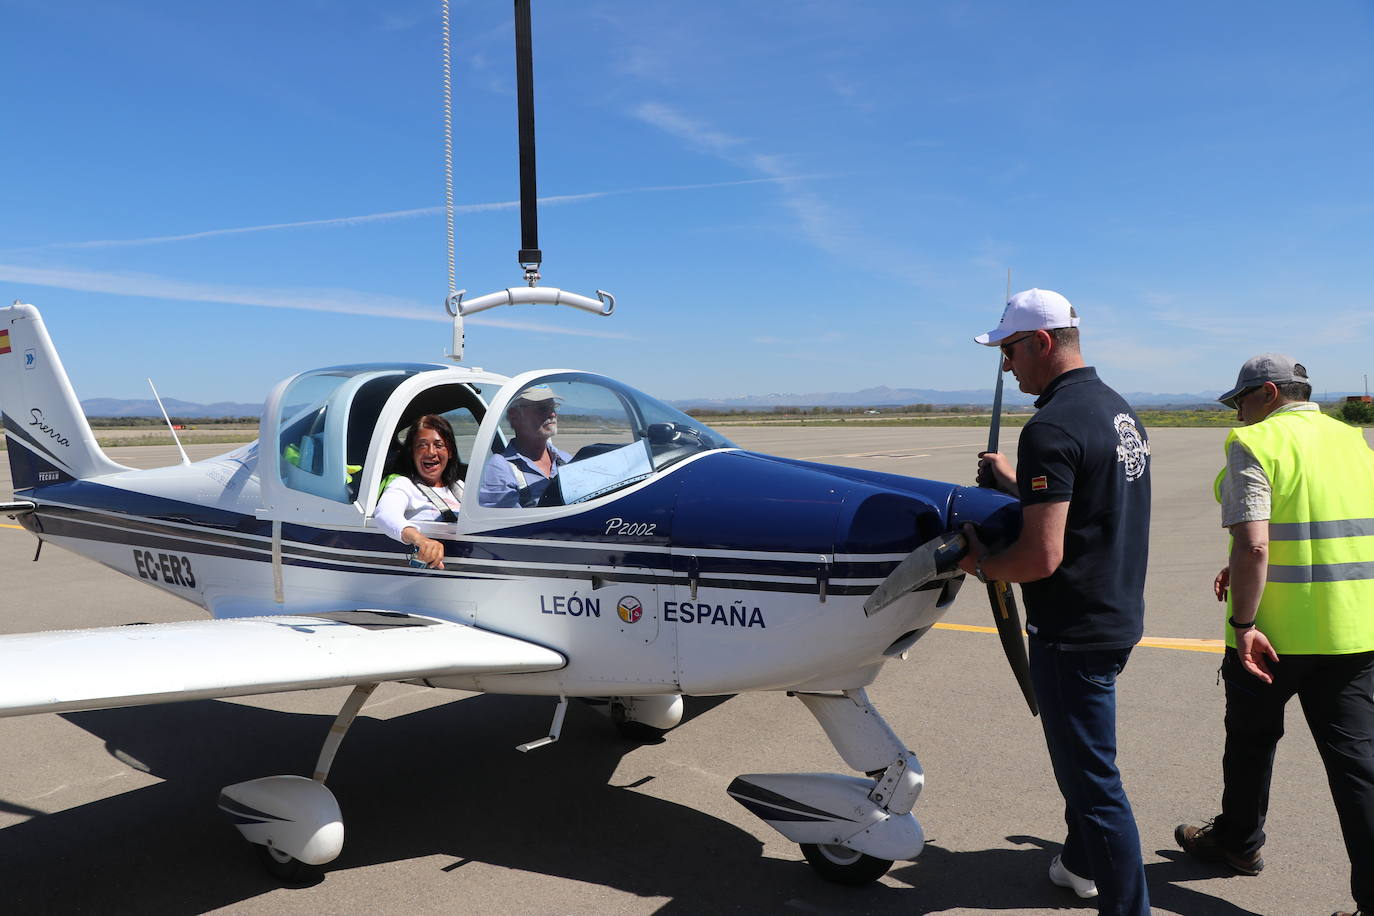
top-left (0, 610), bottom-right (565, 718)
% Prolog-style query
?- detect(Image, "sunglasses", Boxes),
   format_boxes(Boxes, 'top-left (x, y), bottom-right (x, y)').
top-left (1221, 385), bottom-right (1270, 409)
top-left (999, 333), bottom-right (1037, 356)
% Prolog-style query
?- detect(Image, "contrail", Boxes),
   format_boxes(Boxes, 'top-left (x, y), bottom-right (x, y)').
top-left (18, 175), bottom-right (827, 252)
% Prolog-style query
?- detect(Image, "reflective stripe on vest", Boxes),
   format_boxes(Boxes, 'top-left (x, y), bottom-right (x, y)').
top-left (1269, 518), bottom-right (1374, 540)
top-left (1218, 410), bottom-right (1374, 654)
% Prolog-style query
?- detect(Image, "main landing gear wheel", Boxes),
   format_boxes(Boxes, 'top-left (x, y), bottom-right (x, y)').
top-left (800, 842), bottom-right (893, 885)
top-left (255, 843), bottom-right (322, 885)
top-left (610, 699), bottom-right (672, 741)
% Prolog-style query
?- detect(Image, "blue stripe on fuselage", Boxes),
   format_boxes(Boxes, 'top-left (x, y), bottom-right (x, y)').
top-left (20, 450), bottom-right (968, 582)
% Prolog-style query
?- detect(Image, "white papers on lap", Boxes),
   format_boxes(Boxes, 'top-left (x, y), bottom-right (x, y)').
top-left (558, 441), bottom-right (653, 503)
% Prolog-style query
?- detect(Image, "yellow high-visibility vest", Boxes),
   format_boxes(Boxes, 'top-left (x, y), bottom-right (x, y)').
top-left (1214, 410), bottom-right (1374, 653)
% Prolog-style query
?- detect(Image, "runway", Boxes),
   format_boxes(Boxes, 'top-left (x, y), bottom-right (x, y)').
top-left (2, 425), bottom-right (1369, 915)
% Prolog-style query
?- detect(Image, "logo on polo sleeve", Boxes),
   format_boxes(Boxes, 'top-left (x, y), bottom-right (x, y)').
top-left (1030, 476), bottom-right (1048, 491)
top-left (1113, 413), bottom-right (1150, 481)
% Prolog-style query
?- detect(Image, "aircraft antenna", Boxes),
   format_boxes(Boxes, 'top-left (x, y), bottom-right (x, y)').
top-left (986, 268), bottom-right (1010, 457)
top-left (147, 378), bottom-right (192, 466)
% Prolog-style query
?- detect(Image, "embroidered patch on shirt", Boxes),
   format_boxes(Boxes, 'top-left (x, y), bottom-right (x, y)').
top-left (1030, 475), bottom-right (1048, 491)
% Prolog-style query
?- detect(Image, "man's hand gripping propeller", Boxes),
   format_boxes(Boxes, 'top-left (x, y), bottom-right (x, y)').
top-left (862, 355), bottom-right (1038, 716)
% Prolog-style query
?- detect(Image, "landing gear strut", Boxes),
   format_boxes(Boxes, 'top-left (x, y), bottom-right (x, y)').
top-left (219, 683), bottom-right (378, 881)
top-left (727, 688), bottom-right (924, 886)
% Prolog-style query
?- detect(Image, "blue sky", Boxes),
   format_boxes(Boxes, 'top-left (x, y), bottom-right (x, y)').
top-left (3, 0), bottom-right (1372, 404)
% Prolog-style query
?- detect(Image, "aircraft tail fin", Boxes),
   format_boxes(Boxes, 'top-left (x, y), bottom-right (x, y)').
top-left (1, 302), bottom-right (128, 491)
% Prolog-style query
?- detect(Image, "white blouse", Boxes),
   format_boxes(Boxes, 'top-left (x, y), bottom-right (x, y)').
top-left (374, 476), bottom-right (464, 543)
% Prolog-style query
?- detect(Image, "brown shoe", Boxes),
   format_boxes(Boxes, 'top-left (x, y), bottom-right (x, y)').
top-left (1329, 910), bottom-right (1363, 916)
top-left (1174, 820), bottom-right (1264, 876)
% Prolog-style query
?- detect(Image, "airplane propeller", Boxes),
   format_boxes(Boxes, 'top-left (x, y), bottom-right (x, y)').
top-left (863, 530), bottom-right (1037, 716)
top-left (983, 575), bottom-right (1037, 715)
top-left (865, 271), bottom-right (1038, 716)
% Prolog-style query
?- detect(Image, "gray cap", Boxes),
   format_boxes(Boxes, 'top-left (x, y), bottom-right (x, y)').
top-left (1218, 353), bottom-right (1310, 408)
top-left (512, 385), bottom-right (561, 406)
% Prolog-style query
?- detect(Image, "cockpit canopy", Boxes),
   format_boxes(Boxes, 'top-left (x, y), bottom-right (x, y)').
top-left (478, 373), bottom-right (736, 509)
top-left (258, 364), bottom-right (734, 524)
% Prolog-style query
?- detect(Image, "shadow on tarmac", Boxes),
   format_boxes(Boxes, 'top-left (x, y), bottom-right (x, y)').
top-left (0, 694), bottom-right (1255, 915)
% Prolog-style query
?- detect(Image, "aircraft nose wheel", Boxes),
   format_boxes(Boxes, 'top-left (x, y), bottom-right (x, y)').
top-left (255, 843), bottom-right (323, 885)
top-left (799, 843), bottom-right (893, 885)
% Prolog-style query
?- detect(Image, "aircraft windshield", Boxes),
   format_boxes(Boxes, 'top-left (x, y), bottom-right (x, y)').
top-left (476, 374), bottom-right (735, 509)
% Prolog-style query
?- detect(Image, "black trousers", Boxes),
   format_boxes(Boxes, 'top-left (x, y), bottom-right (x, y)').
top-left (1215, 648), bottom-right (1374, 909)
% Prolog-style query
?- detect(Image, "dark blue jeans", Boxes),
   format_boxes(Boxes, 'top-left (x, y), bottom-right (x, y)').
top-left (1030, 639), bottom-right (1149, 916)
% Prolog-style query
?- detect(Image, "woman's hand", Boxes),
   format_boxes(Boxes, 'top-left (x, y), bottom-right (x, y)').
top-left (405, 528), bottom-right (446, 569)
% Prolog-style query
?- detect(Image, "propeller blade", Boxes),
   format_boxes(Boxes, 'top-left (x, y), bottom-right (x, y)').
top-left (987, 579), bottom-right (1038, 716)
top-left (864, 532), bottom-right (968, 617)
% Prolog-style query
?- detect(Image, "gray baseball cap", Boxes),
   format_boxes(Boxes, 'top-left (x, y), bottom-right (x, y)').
top-left (1218, 353), bottom-right (1310, 408)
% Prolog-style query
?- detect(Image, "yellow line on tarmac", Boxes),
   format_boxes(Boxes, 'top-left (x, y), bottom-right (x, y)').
top-left (1137, 635), bottom-right (1225, 654)
top-left (1, 522), bottom-right (23, 531)
top-left (933, 622), bottom-right (1223, 654)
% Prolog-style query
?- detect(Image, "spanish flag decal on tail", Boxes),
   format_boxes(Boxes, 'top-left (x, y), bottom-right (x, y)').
top-left (0, 329), bottom-right (11, 354)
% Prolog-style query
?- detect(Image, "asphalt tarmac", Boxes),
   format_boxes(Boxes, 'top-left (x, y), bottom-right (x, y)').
top-left (2, 425), bottom-right (1371, 915)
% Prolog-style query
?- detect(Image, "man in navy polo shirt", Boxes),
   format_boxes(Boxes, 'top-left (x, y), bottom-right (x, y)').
top-left (958, 288), bottom-right (1152, 915)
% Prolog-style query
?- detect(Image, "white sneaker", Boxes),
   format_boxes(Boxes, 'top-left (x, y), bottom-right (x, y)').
top-left (1048, 854), bottom-right (1098, 899)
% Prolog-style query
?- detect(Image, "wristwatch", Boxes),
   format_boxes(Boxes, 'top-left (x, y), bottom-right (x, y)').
top-left (973, 556), bottom-right (989, 584)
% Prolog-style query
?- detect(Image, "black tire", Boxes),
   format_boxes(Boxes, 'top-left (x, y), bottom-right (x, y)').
top-left (255, 843), bottom-right (322, 885)
top-left (800, 842), bottom-right (893, 885)
top-left (610, 699), bottom-right (672, 742)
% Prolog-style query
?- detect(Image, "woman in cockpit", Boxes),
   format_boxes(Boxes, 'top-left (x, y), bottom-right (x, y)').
top-left (375, 414), bottom-right (463, 569)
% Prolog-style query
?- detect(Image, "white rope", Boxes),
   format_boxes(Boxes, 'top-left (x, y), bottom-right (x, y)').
top-left (441, 0), bottom-right (456, 295)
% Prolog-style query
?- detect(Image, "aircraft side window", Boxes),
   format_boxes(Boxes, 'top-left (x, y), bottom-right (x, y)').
top-left (276, 368), bottom-right (426, 505)
top-left (477, 379), bottom-right (646, 508)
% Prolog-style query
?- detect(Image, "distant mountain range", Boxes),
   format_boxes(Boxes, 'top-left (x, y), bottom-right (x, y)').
top-left (81, 398), bottom-right (263, 419)
top-left (79, 386), bottom-right (1365, 418)
top-left (669, 385), bottom-right (1232, 410)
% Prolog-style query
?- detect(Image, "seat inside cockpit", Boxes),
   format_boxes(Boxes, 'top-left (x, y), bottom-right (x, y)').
top-left (373, 382), bottom-right (488, 500)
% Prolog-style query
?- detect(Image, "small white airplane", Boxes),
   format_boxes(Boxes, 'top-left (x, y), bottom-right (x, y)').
top-left (0, 292), bottom-right (1028, 886)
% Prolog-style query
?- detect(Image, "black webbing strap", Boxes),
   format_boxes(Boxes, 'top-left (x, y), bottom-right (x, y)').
top-left (514, 0), bottom-right (541, 270)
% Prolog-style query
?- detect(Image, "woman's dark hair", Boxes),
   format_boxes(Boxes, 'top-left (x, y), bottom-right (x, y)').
top-left (399, 414), bottom-right (462, 487)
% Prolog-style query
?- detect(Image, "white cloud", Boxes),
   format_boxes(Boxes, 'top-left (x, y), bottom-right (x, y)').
top-left (631, 100), bottom-right (933, 286)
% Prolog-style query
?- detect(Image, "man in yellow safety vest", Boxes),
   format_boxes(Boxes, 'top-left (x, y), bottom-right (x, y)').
top-left (1175, 354), bottom-right (1374, 916)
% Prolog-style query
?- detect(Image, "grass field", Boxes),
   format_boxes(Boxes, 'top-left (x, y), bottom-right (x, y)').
top-left (708, 409), bottom-right (1247, 429)
top-left (2, 407), bottom-right (1366, 452)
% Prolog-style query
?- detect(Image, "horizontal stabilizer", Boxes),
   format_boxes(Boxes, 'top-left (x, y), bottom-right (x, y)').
top-left (0, 610), bottom-right (565, 718)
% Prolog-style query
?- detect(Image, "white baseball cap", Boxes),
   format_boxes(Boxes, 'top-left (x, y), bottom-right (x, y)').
top-left (974, 288), bottom-right (1080, 346)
